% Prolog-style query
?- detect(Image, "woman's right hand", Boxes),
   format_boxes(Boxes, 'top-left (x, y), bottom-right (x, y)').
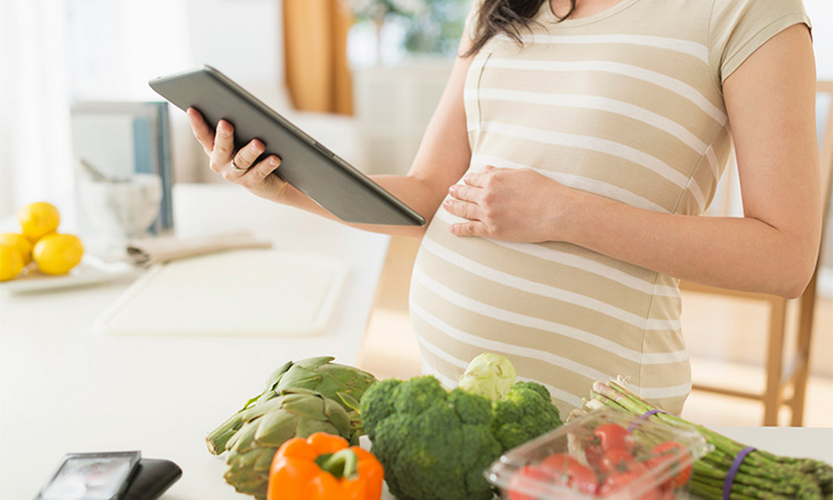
top-left (186, 107), bottom-right (291, 202)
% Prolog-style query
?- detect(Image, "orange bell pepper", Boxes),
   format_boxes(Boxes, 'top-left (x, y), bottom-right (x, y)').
top-left (267, 432), bottom-right (384, 500)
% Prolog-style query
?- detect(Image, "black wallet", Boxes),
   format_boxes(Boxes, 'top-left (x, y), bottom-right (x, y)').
top-left (121, 458), bottom-right (182, 500)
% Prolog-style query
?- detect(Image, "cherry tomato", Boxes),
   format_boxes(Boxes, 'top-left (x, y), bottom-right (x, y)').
top-left (540, 452), bottom-right (581, 472)
top-left (593, 423), bottom-right (635, 453)
top-left (655, 483), bottom-right (677, 500)
top-left (507, 464), bottom-right (551, 500)
top-left (584, 436), bottom-right (604, 469)
top-left (646, 441), bottom-right (692, 488)
top-left (598, 448), bottom-right (642, 477)
top-left (599, 469), bottom-right (658, 500)
top-left (540, 452), bottom-right (599, 494)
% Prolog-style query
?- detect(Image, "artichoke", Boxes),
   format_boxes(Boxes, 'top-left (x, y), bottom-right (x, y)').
top-left (206, 356), bottom-right (377, 454)
top-left (222, 388), bottom-right (352, 499)
top-left (205, 356), bottom-right (378, 499)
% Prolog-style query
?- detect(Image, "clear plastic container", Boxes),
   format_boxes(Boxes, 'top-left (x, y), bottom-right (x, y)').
top-left (485, 409), bottom-right (712, 500)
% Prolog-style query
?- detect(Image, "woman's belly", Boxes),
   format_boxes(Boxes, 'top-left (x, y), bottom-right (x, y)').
top-left (408, 205), bottom-right (691, 415)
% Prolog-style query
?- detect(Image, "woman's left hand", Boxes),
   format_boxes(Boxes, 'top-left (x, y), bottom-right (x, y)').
top-left (444, 165), bottom-right (575, 242)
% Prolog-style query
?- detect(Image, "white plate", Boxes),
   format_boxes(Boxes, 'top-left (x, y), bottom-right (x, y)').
top-left (0, 257), bottom-right (139, 294)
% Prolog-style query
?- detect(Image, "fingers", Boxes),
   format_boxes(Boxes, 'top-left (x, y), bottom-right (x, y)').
top-left (449, 221), bottom-right (487, 237)
top-left (187, 108), bottom-right (215, 154)
top-left (237, 155), bottom-right (289, 195)
top-left (448, 183), bottom-right (480, 204)
top-left (213, 119), bottom-right (236, 160)
top-left (463, 165), bottom-right (500, 187)
top-left (230, 139), bottom-right (266, 173)
top-left (246, 155), bottom-right (282, 184)
top-left (190, 112), bottom-right (285, 196)
top-left (209, 119), bottom-right (238, 177)
top-left (443, 197), bottom-right (480, 221)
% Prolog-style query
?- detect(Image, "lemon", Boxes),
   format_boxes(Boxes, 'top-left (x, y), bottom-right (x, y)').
top-left (0, 243), bottom-right (25, 281)
top-left (0, 232), bottom-right (33, 265)
top-left (33, 233), bottom-right (84, 275)
top-left (19, 202), bottom-right (61, 243)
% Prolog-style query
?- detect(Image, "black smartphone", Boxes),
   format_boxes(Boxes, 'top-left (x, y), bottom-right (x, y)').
top-left (36, 451), bottom-right (141, 500)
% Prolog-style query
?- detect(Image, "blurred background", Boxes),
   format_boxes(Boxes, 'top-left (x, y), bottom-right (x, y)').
top-left (0, 0), bottom-right (831, 427)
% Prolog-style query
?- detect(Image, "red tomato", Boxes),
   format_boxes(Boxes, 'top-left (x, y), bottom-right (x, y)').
top-left (507, 464), bottom-right (551, 500)
top-left (584, 439), bottom-right (604, 470)
top-left (540, 452), bottom-right (599, 494)
top-left (540, 452), bottom-right (581, 472)
top-left (598, 448), bottom-right (642, 477)
top-left (646, 441), bottom-right (692, 488)
top-left (593, 423), bottom-right (635, 453)
top-left (599, 470), bottom-right (658, 500)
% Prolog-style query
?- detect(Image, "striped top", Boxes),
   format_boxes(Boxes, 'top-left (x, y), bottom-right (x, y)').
top-left (409, 0), bottom-right (811, 415)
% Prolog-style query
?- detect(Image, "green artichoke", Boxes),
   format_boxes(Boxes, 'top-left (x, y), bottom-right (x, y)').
top-left (222, 388), bottom-right (352, 499)
top-left (206, 356), bottom-right (377, 454)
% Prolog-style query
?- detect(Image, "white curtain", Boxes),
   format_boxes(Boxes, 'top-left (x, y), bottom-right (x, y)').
top-left (0, 0), bottom-right (197, 224)
top-left (0, 0), bottom-right (74, 223)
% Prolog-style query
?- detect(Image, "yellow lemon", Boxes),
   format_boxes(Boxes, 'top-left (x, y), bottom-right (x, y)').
top-left (0, 232), bottom-right (33, 265)
top-left (32, 233), bottom-right (84, 275)
top-left (19, 202), bottom-right (61, 243)
top-left (0, 243), bottom-right (25, 281)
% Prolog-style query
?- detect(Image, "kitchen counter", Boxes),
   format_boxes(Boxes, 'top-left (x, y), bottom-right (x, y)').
top-left (1, 185), bottom-right (830, 500)
top-left (375, 426), bottom-right (833, 500)
top-left (0, 183), bottom-right (389, 500)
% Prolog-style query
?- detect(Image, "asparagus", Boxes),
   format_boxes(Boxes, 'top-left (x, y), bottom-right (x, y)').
top-left (582, 379), bottom-right (833, 500)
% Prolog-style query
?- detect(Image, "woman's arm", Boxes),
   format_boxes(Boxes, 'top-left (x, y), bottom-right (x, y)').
top-left (187, 43), bottom-right (474, 239)
top-left (445, 23), bottom-right (821, 298)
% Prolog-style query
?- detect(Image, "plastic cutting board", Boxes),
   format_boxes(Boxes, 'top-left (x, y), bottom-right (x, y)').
top-left (95, 249), bottom-right (347, 336)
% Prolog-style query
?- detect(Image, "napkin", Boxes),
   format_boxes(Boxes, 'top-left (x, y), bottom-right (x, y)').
top-left (126, 230), bottom-right (273, 266)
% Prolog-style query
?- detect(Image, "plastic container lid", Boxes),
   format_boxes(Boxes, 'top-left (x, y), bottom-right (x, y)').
top-left (485, 409), bottom-right (713, 500)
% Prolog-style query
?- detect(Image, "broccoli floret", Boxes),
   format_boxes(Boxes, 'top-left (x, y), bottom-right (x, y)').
top-left (359, 356), bottom-right (565, 500)
top-left (492, 381), bottom-right (563, 451)
top-left (359, 377), bottom-right (402, 442)
top-left (448, 386), bottom-right (492, 425)
top-left (360, 376), bottom-right (502, 500)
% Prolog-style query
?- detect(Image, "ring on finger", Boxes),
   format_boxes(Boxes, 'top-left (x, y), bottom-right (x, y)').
top-left (230, 157), bottom-right (248, 173)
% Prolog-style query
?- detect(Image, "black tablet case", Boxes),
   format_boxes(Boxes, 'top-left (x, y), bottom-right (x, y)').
top-left (121, 459), bottom-right (182, 500)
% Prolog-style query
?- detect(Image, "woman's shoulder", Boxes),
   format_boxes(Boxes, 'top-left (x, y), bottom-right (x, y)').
top-left (708, 0), bottom-right (811, 86)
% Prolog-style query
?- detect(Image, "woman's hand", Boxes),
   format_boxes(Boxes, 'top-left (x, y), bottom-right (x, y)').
top-left (444, 165), bottom-right (577, 242)
top-left (187, 107), bottom-right (290, 201)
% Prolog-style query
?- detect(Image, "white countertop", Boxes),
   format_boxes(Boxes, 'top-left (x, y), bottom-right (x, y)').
top-left (0, 184), bottom-right (390, 500)
top-left (1, 184), bottom-right (830, 500)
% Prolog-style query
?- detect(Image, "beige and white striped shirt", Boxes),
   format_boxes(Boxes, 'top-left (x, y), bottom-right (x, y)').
top-left (409, 0), bottom-right (811, 415)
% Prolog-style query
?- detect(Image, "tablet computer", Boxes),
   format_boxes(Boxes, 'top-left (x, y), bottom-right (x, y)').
top-left (148, 65), bottom-right (425, 226)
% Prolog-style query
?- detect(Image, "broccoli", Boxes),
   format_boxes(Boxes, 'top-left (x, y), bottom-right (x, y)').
top-left (492, 381), bottom-right (563, 451)
top-left (361, 376), bottom-right (501, 500)
top-left (360, 362), bottom-right (564, 500)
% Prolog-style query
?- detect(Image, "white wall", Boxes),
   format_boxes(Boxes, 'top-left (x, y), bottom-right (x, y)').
top-left (804, 1), bottom-right (833, 296)
top-left (67, 0), bottom-right (286, 184)
top-left (805, 0), bottom-right (833, 80)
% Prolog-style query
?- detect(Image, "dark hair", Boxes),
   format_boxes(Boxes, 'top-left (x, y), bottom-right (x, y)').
top-left (462, 0), bottom-right (576, 57)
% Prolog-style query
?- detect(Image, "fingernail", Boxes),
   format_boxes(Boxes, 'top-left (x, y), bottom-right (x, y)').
top-left (249, 142), bottom-right (260, 152)
top-left (448, 185), bottom-right (456, 194)
top-left (443, 199), bottom-right (451, 207)
top-left (270, 157), bottom-right (278, 166)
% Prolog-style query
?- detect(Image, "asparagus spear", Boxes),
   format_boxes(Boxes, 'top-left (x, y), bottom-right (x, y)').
top-left (582, 379), bottom-right (833, 500)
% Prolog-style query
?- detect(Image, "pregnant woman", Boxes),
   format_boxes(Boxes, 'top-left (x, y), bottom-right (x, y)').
top-left (187, 0), bottom-right (821, 416)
